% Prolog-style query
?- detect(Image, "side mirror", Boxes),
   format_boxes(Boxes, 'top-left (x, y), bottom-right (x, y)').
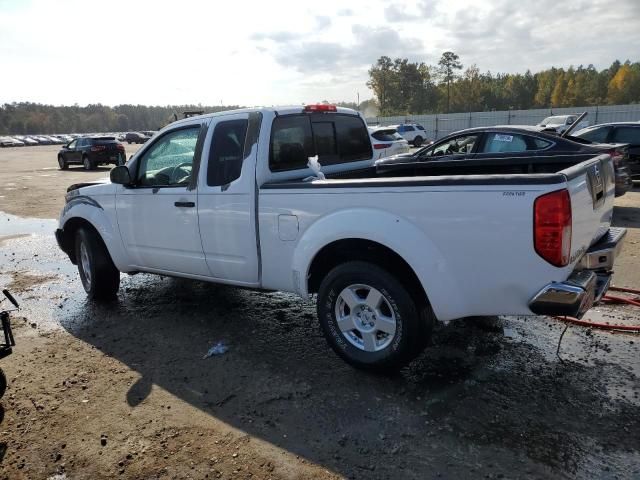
top-left (62, 144), bottom-right (68, 149)
top-left (110, 165), bottom-right (132, 186)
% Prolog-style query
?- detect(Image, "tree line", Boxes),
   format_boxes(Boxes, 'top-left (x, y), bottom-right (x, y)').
top-left (367, 53), bottom-right (640, 116)
top-left (0, 103), bottom-right (242, 135)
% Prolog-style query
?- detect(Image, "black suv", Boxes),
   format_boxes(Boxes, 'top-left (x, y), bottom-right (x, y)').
top-left (58, 137), bottom-right (126, 170)
top-left (125, 132), bottom-right (151, 144)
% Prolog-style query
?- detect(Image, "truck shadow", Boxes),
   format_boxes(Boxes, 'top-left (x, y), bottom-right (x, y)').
top-left (59, 276), bottom-right (640, 479)
top-left (613, 205), bottom-right (640, 229)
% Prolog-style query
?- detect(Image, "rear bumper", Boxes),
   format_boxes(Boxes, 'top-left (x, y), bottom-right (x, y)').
top-left (529, 227), bottom-right (626, 318)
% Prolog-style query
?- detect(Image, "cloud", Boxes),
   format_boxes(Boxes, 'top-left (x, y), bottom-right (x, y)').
top-left (336, 8), bottom-right (353, 16)
top-left (384, 0), bottom-right (439, 22)
top-left (250, 31), bottom-right (302, 43)
top-left (259, 24), bottom-right (424, 74)
top-left (315, 15), bottom-right (331, 29)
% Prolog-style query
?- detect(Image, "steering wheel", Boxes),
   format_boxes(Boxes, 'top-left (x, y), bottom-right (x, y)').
top-left (170, 162), bottom-right (192, 184)
top-left (444, 146), bottom-right (454, 155)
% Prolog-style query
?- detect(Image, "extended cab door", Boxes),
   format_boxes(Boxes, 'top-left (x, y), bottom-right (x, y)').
top-left (197, 112), bottom-right (261, 285)
top-left (115, 121), bottom-right (210, 276)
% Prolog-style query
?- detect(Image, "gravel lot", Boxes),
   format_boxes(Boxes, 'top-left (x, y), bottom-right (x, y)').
top-left (0, 145), bottom-right (639, 479)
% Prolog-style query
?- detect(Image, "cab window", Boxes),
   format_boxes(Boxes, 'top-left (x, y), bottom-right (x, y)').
top-left (137, 127), bottom-right (200, 187)
top-left (207, 119), bottom-right (248, 186)
top-left (269, 114), bottom-right (371, 171)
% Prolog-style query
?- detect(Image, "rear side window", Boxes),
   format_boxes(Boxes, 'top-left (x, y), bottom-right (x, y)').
top-left (269, 114), bottom-right (371, 171)
top-left (482, 133), bottom-right (550, 153)
top-left (611, 127), bottom-right (640, 144)
top-left (577, 127), bottom-right (610, 143)
top-left (417, 125), bottom-right (426, 131)
top-left (207, 119), bottom-right (248, 186)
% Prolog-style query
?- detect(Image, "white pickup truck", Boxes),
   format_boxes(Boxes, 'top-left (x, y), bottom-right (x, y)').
top-left (56, 105), bottom-right (625, 371)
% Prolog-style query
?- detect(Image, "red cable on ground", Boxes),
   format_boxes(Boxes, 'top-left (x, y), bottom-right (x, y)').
top-left (601, 295), bottom-right (640, 308)
top-left (609, 285), bottom-right (640, 295)
top-left (554, 315), bottom-right (640, 332)
top-left (552, 285), bottom-right (640, 332)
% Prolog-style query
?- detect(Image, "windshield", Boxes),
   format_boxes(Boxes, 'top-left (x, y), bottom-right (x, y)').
top-left (542, 116), bottom-right (566, 125)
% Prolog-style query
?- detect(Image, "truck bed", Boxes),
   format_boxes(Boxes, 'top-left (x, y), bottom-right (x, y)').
top-left (263, 155), bottom-right (596, 188)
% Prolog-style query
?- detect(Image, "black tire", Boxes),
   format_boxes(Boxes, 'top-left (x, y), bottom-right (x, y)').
top-left (82, 155), bottom-right (94, 170)
top-left (58, 155), bottom-right (68, 170)
top-left (128, 140), bottom-right (132, 144)
top-left (317, 261), bottom-right (433, 372)
top-left (0, 368), bottom-right (6, 399)
top-left (75, 227), bottom-right (120, 300)
top-left (413, 136), bottom-right (423, 147)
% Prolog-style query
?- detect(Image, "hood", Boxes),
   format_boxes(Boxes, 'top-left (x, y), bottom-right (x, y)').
top-left (66, 177), bottom-right (110, 193)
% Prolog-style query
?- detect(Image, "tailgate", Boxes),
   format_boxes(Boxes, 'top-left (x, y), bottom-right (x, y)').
top-left (562, 153), bottom-right (615, 266)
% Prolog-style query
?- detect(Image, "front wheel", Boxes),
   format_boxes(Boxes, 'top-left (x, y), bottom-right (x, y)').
top-left (58, 155), bottom-right (68, 170)
top-left (317, 261), bottom-right (432, 372)
top-left (75, 228), bottom-right (120, 300)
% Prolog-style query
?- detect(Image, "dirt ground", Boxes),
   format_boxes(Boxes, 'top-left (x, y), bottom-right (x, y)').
top-left (0, 146), bottom-right (639, 479)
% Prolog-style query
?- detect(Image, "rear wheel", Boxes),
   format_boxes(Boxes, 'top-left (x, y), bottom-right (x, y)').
top-left (317, 261), bottom-right (433, 372)
top-left (75, 227), bottom-right (120, 300)
top-left (413, 136), bottom-right (423, 147)
top-left (58, 155), bottom-right (68, 170)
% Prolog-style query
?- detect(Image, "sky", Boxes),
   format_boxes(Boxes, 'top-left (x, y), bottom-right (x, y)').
top-left (0, 0), bottom-right (638, 107)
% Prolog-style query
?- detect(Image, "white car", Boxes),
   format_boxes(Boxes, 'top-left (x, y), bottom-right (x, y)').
top-left (368, 126), bottom-right (410, 159)
top-left (55, 104), bottom-right (624, 372)
top-left (392, 123), bottom-right (428, 146)
top-left (538, 115), bottom-right (589, 134)
top-left (0, 137), bottom-right (24, 147)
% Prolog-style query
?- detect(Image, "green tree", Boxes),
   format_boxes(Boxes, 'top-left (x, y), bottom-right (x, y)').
top-left (437, 51), bottom-right (463, 113)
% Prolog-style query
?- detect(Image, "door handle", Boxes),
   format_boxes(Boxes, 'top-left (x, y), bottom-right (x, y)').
top-left (174, 201), bottom-right (195, 208)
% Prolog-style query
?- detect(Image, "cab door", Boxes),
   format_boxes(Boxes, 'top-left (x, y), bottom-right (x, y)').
top-left (115, 121), bottom-right (210, 276)
top-left (197, 112), bottom-right (261, 285)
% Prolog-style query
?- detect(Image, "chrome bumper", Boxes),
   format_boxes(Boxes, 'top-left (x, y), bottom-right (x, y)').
top-left (577, 227), bottom-right (626, 270)
top-left (529, 227), bottom-right (626, 318)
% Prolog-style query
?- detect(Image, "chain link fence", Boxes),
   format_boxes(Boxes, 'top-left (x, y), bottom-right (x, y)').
top-left (366, 104), bottom-right (640, 140)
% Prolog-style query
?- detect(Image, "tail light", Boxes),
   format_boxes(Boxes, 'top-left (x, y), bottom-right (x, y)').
top-left (303, 104), bottom-right (337, 113)
top-left (534, 189), bottom-right (572, 267)
top-left (373, 143), bottom-right (391, 150)
top-left (90, 145), bottom-right (106, 152)
top-left (116, 144), bottom-right (125, 151)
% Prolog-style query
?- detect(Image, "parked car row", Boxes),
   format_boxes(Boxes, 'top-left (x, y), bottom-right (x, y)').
top-left (0, 131), bottom-right (157, 148)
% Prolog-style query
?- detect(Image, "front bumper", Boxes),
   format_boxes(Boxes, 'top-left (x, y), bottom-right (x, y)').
top-left (529, 227), bottom-right (626, 318)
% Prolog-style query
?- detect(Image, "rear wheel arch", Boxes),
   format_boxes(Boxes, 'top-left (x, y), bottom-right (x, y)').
top-left (307, 238), bottom-right (430, 309)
